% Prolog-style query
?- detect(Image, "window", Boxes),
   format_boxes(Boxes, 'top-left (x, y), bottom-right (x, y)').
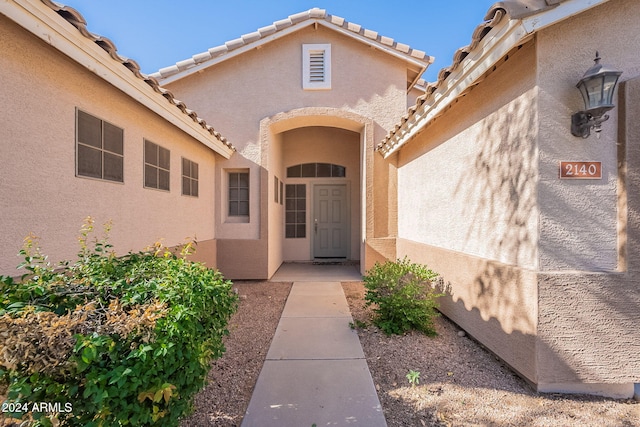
top-left (144, 140), bottom-right (170, 191)
top-left (286, 163), bottom-right (346, 178)
top-left (229, 172), bottom-right (249, 216)
top-left (182, 157), bottom-right (198, 197)
top-left (76, 109), bottom-right (124, 182)
top-left (279, 181), bottom-right (284, 205)
top-left (285, 184), bottom-right (306, 238)
top-left (303, 44), bottom-right (331, 90)
top-left (274, 176), bottom-right (279, 203)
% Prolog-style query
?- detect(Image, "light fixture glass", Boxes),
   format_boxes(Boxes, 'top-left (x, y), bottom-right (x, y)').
top-left (571, 52), bottom-right (622, 138)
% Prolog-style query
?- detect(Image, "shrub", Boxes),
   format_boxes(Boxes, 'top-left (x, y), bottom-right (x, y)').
top-left (363, 257), bottom-right (443, 336)
top-left (0, 218), bottom-right (238, 426)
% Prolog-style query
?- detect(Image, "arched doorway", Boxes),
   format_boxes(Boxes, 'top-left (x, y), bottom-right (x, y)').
top-left (260, 107), bottom-right (374, 277)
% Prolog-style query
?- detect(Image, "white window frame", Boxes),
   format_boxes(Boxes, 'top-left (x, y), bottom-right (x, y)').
top-left (302, 44), bottom-right (331, 90)
top-left (225, 169), bottom-right (250, 223)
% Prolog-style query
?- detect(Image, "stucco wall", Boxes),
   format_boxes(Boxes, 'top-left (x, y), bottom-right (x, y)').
top-left (0, 15), bottom-right (219, 276)
top-left (397, 40), bottom-right (539, 268)
top-left (397, 238), bottom-right (539, 382)
top-left (279, 126), bottom-right (361, 261)
top-left (267, 131), bottom-right (285, 277)
top-left (536, 0), bottom-right (640, 271)
top-left (532, 0), bottom-right (640, 393)
top-left (393, 39), bottom-right (540, 382)
top-left (394, 2), bottom-right (640, 395)
top-left (165, 24), bottom-right (409, 277)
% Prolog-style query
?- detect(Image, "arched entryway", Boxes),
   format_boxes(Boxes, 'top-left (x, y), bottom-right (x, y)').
top-left (260, 107), bottom-right (374, 278)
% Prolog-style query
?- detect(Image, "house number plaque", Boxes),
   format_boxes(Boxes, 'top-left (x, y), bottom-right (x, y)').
top-left (559, 161), bottom-right (602, 179)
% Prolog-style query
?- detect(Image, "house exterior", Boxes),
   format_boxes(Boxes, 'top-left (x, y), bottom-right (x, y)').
top-left (152, 8), bottom-right (432, 279)
top-left (377, 0), bottom-right (640, 398)
top-left (1, 0), bottom-right (638, 398)
top-left (0, 0), bottom-right (234, 277)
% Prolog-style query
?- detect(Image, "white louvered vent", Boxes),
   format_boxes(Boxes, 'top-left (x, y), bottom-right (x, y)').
top-left (303, 44), bottom-right (331, 90)
top-left (309, 51), bottom-right (325, 82)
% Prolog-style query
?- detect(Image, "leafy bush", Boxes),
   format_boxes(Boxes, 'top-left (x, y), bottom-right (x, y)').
top-left (363, 257), bottom-right (443, 336)
top-left (0, 218), bottom-right (238, 426)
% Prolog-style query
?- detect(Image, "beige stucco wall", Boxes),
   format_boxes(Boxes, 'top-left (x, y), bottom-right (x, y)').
top-left (532, 0), bottom-right (640, 394)
top-left (397, 238), bottom-right (539, 382)
top-left (536, 0), bottom-right (640, 272)
top-left (394, 40), bottom-right (540, 382)
top-left (165, 24), bottom-right (410, 278)
top-left (279, 126), bottom-right (361, 261)
top-left (394, 0), bottom-right (640, 396)
top-left (397, 40), bottom-right (539, 268)
top-left (0, 15), bottom-right (219, 276)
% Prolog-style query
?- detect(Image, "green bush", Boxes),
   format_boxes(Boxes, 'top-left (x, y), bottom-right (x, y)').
top-left (363, 257), bottom-right (443, 336)
top-left (0, 218), bottom-right (238, 426)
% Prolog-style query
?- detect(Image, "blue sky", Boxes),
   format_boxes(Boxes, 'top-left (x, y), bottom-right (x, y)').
top-left (60, 0), bottom-right (498, 82)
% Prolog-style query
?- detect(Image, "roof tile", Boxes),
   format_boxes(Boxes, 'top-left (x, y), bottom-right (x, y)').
top-left (363, 29), bottom-right (378, 40)
top-left (208, 45), bottom-right (228, 57)
top-left (330, 15), bottom-right (345, 26)
top-left (38, 0), bottom-right (234, 151)
top-left (395, 42), bottom-right (410, 54)
top-left (273, 18), bottom-right (293, 30)
top-left (258, 25), bottom-right (277, 36)
top-left (176, 58), bottom-right (195, 70)
top-left (380, 36), bottom-right (394, 46)
top-left (193, 51), bottom-right (212, 63)
top-left (225, 37), bottom-right (245, 50)
top-left (241, 31), bottom-right (262, 44)
top-left (289, 10), bottom-right (310, 24)
top-left (377, 5), bottom-right (515, 155)
top-left (347, 22), bottom-right (361, 32)
top-left (411, 49), bottom-right (427, 59)
top-left (309, 8), bottom-right (325, 18)
top-left (152, 7), bottom-right (431, 84)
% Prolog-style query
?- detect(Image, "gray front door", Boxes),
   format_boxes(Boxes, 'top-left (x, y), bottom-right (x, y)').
top-left (313, 184), bottom-right (348, 258)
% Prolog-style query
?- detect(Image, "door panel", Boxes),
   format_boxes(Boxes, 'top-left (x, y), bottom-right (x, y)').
top-left (313, 185), bottom-right (348, 258)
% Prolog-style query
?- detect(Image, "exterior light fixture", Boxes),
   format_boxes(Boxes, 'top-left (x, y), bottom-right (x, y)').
top-left (571, 52), bottom-right (622, 138)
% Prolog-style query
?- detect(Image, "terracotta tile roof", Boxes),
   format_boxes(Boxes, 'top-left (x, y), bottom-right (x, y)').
top-left (376, 0), bottom-right (573, 156)
top-left (151, 8), bottom-right (432, 86)
top-left (39, 0), bottom-right (234, 152)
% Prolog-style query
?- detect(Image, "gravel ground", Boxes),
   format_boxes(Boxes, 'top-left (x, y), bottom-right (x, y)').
top-left (342, 281), bottom-right (639, 427)
top-left (7, 279), bottom-right (636, 426)
top-left (179, 281), bottom-right (292, 427)
top-left (179, 280), bottom-right (639, 427)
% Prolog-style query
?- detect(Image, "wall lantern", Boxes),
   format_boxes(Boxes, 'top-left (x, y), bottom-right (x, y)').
top-left (571, 52), bottom-right (622, 138)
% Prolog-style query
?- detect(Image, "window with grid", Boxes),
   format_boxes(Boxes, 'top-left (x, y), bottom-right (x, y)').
top-left (285, 184), bottom-right (306, 238)
top-left (76, 109), bottom-right (124, 182)
top-left (286, 163), bottom-right (345, 178)
top-left (144, 140), bottom-right (170, 191)
top-left (229, 172), bottom-right (249, 216)
top-left (181, 157), bottom-right (198, 197)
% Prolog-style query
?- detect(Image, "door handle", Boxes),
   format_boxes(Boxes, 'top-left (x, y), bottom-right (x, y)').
top-left (314, 218), bottom-right (318, 234)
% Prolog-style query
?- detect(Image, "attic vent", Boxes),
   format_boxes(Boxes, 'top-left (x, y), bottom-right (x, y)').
top-left (303, 44), bottom-right (331, 90)
top-left (309, 51), bottom-right (325, 81)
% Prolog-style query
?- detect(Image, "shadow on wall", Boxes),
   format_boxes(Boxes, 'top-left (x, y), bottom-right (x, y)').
top-left (448, 96), bottom-right (538, 340)
top-left (454, 95), bottom-right (537, 268)
top-left (440, 293), bottom-right (573, 388)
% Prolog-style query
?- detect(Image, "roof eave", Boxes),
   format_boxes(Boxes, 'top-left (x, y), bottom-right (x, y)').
top-left (378, 0), bottom-right (611, 158)
top-left (379, 15), bottom-right (525, 158)
top-left (2, 0), bottom-right (234, 159)
top-left (154, 18), bottom-right (432, 87)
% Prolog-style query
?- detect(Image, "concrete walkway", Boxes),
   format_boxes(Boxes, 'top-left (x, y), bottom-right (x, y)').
top-left (241, 264), bottom-right (387, 427)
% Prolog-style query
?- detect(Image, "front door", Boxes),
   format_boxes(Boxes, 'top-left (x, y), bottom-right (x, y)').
top-left (313, 184), bottom-right (348, 258)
